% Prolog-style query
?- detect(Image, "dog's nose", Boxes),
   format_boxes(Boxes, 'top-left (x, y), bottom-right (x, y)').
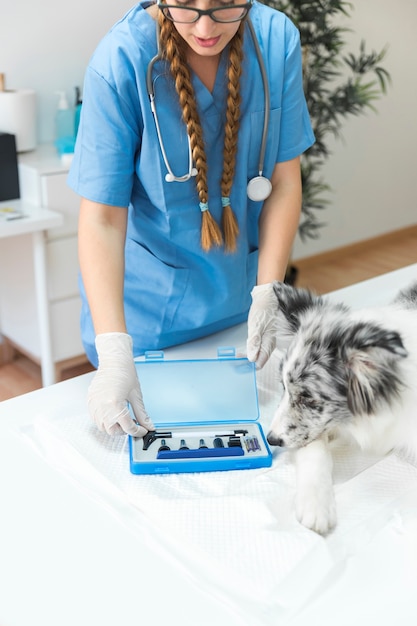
top-left (267, 432), bottom-right (285, 448)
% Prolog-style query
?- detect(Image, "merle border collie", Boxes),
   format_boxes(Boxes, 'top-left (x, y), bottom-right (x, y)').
top-left (267, 281), bottom-right (417, 534)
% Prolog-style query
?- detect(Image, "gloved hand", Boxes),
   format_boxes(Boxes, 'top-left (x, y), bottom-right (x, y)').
top-left (247, 283), bottom-right (280, 369)
top-left (88, 332), bottom-right (154, 437)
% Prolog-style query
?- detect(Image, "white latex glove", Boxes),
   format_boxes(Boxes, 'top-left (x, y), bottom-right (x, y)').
top-left (88, 332), bottom-right (154, 437)
top-left (247, 283), bottom-right (280, 369)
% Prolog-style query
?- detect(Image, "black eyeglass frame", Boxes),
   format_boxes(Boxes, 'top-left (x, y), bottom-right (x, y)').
top-left (158, 1), bottom-right (253, 24)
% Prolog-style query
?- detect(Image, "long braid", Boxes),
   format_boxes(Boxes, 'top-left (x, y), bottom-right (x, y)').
top-left (158, 14), bottom-right (245, 252)
top-left (159, 14), bottom-right (222, 250)
top-left (221, 22), bottom-right (244, 252)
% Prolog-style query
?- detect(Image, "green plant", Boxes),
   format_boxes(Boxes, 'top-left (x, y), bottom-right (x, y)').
top-left (262, 0), bottom-right (391, 240)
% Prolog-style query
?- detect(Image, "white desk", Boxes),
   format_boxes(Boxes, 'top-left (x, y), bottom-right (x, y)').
top-left (0, 265), bottom-right (416, 626)
top-left (0, 198), bottom-right (63, 386)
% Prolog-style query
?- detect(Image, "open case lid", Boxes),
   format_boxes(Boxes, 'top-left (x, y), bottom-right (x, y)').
top-left (134, 347), bottom-right (259, 428)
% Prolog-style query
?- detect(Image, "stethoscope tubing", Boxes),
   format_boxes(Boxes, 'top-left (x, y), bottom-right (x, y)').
top-left (246, 17), bottom-right (269, 177)
top-left (147, 14), bottom-right (271, 195)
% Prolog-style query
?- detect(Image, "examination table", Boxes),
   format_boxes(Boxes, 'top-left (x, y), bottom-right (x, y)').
top-left (0, 264), bottom-right (416, 626)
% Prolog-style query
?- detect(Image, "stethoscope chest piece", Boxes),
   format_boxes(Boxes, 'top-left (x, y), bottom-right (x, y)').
top-left (247, 175), bottom-right (272, 202)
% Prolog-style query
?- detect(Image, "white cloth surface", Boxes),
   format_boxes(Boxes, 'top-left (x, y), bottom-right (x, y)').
top-left (21, 348), bottom-right (417, 624)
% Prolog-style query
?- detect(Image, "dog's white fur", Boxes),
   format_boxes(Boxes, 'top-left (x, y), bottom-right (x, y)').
top-left (267, 281), bottom-right (417, 534)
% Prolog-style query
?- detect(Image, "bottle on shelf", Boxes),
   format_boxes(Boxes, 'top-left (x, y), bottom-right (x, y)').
top-left (54, 90), bottom-right (75, 157)
top-left (74, 86), bottom-right (82, 138)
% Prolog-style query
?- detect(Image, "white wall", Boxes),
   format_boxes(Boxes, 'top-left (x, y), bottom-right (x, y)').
top-left (1, 1), bottom-right (135, 143)
top-left (292, 0), bottom-right (417, 259)
top-left (1, 0), bottom-right (416, 258)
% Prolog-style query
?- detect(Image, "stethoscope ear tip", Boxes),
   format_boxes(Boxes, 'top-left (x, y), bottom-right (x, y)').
top-left (247, 175), bottom-right (272, 202)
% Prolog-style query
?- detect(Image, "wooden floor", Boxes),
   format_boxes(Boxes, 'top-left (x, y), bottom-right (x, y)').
top-left (0, 354), bottom-right (94, 402)
top-left (0, 225), bottom-right (416, 402)
top-left (295, 225), bottom-right (417, 293)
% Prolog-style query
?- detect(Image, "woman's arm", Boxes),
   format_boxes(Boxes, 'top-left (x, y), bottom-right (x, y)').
top-left (78, 197), bottom-right (128, 334)
top-left (247, 156), bottom-right (302, 367)
top-left (78, 198), bottom-right (154, 437)
top-left (256, 156), bottom-right (302, 284)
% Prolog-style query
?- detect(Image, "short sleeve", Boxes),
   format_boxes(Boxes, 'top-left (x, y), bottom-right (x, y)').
top-left (276, 19), bottom-right (315, 162)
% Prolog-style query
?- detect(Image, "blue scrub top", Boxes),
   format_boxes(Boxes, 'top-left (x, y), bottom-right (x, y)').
top-left (68, 1), bottom-right (315, 366)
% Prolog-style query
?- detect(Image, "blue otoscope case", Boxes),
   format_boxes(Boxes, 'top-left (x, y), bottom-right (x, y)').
top-left (129, 348), bottom-right (272, 475)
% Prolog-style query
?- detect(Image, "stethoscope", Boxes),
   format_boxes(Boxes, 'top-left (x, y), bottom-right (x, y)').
top-left (146, 9), bottom-right (272, 202)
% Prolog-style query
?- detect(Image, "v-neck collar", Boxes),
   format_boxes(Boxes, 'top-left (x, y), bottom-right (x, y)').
top-left (191, 48), bottom-right (229, 114)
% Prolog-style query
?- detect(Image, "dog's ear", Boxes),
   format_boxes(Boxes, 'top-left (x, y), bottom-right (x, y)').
top-left (393, 281), bottom-right (417, 309)
top-left (343, 322), bottom-right (408, 415)
top-left (272, 282), bottom-right (323, 333)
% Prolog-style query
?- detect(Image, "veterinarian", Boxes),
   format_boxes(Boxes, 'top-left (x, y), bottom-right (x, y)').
top-left (68, 0), bottom-right (315, 436)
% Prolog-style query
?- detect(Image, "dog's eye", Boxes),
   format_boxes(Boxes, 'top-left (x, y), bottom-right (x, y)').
top-left (299, 392), bottom-right (322, 411)
top-left (299, 390), bottom-right (312, 403)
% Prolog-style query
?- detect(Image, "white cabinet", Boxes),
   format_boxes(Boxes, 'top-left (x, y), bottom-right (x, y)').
top-left (0, 144), bottom-right (86, 383)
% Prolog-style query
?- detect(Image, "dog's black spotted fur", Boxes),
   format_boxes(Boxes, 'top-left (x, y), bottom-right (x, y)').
top-left (266, 280), bottom-right (417, 534)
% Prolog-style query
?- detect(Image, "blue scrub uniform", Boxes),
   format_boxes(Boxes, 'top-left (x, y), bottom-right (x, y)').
top-left (68, 1), bottom-right (315, 366)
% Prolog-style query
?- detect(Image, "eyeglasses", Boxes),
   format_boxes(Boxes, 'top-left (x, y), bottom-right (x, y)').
top-left (158, 2), bottom-right (253, 24)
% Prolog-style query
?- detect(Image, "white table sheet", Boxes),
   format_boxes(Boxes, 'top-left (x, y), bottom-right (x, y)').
top-left (1, 264), bottom-right (417, 626)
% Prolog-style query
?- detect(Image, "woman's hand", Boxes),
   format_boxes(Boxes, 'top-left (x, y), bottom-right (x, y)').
top-left (247, 283), bottom-right (280, 369)
top-left (88, 332), bottom-right (154, 436)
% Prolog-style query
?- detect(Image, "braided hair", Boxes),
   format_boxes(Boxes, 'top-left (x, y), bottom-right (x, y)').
top-left (158, 13), bottom-right (244, 252)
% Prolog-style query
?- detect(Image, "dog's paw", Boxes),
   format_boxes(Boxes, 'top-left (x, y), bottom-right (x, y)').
top-left (295, 488), bottom-right (337, 535)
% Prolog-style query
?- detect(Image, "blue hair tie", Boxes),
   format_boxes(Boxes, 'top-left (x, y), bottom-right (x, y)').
top-left (199, 202), bottom-right (209, 213)
top-left (221, 196), bottom-right (231, 207)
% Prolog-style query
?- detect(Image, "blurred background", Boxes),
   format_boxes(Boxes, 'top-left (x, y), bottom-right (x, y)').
top-left (0, 0), bottom-right (416, 398)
